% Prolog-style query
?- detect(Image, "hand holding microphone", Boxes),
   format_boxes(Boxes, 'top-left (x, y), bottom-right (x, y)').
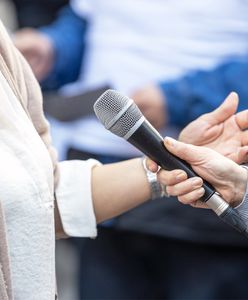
top-left (94, 89), bottom-right (248, 236)
top-left (152, 137), bottom-right (248, 209)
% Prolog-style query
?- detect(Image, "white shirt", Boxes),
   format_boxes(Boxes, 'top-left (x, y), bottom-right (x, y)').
top-left (0, 71), bottom-right (97, 299)
top-left (50, 0), bottom-right (248, 159)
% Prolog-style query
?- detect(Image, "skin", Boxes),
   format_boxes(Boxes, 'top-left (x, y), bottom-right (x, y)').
top-left (92, 93), bottom-right (248, 223)
top-left (91, 158), bottom-right (151, 223)
top-left (131, 85), bottom-right (167, 130)
top-left (147, 93), bottom-right (248, 208)
top-left (158, 138), bottom-right (248, 208)
top-left (13, 30), bottom-right (248, 218)
top-left (14, 28), bottom-right (54, 81)
top-left (179, 92), bottom-right (248, 164)
top-left (14, 30), bottom-right (167, 129)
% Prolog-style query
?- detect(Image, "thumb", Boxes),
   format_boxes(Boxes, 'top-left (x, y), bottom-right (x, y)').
top-left (164, 137), bottom-right (207, 164)
top-left (201, 92), bottom-right (239, 125)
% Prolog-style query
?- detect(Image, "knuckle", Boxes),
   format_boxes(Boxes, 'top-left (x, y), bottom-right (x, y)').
top-left (158, 171), bottom-right (171, 184)
top-left (178, 195), bottom-right (188, 204)
top-left (166, 186), bottom-right (176, 196)
top-left (178, 194), bottom-right (195, 204)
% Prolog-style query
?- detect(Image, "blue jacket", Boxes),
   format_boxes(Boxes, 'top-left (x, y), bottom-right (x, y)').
top-left (41, 6), bottom-right (248, 127)
top-left (41, 6), bottom-right (87, 89)
top-left (160, 60), bottom-right (248, 126)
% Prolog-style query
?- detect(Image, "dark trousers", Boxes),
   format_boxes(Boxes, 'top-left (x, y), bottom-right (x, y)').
top-left (12, 0), bottom-right (68, 28)
top-left (68, 148), bottom-right (248, 300)
top-left (77, 227), bottom-right (248, 300)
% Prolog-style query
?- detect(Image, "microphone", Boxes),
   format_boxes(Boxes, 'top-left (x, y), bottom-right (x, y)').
top-left (94, 89), bottom-right (248, 237)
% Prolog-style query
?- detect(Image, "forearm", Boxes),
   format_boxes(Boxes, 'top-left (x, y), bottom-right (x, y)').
top-left (92, 158), bottom-right (150, 223)
top-left (235, 166), bottom-right (248, 225)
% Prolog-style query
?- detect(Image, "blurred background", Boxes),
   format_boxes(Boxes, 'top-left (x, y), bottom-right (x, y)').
top-left (0, 0), bottom-right (16, 30)
top-left (1, 1), bottom-right (248, 299)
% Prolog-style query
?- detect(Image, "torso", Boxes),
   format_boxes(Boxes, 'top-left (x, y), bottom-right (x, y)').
top-left (0, 70), bottom-right (55, 300)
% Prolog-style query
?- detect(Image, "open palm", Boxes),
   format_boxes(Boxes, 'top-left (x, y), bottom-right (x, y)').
top-left (179, 92), bottom-right (248, 164)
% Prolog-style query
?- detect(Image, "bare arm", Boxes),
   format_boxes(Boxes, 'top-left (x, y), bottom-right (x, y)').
top-left (92, 158), bottom-right (150, 223)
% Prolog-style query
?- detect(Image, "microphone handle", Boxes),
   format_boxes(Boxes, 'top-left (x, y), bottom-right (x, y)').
top-left (127, 121), bottom-right (248, 235)
top-left (128, 122), bottom-right (215, 202)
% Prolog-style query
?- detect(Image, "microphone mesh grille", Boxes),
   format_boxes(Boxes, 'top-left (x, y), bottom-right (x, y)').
top-left (94, 89), bottom-right (143, 138)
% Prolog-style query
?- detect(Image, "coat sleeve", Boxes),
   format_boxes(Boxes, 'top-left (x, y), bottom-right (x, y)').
top-left (159, 59), bottom-right (248, 127)
top-left (40, 5), bottom-right (87, 90)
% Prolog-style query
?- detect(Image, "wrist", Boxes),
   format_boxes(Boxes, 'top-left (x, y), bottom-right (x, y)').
top-left (142, 158), bottom-right (165, 200)
top-left (232, 166), bottom-right (248, 207)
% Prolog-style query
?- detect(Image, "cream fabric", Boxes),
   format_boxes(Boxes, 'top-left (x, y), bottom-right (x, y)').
top-left (0, 69), bottom-right (55, 299)
top-left (56, 160), bottom-right (98, 237)
top-left (0, 20), bottom-right (98, 299)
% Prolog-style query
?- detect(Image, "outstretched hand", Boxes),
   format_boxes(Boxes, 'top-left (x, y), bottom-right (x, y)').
top-left (179, 92), bottom-right (248, 164)
top-left (147, 92), bottom-right (248, 209)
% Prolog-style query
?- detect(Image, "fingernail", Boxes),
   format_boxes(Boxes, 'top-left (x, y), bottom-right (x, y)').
top-left (197, 187), bottom-right (205, 196)
top-left (176, 173), bottom-right (186, 181)
top-left (192, 178), bottom-right (203, 188)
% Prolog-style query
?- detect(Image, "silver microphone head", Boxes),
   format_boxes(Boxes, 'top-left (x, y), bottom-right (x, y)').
top-left (93, 89), bottom-right (145, 139)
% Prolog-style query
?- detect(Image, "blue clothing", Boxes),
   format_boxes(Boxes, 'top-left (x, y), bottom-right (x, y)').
top-left (41, 5), bottom-right (248, 299)
top-left (41, 5), bottom-right (248, 126)
top-left (12, 0), bottom-right (68, 28)
top-left (41, 6), bottom-right (87, 90)
top-left (160, 60), bottom-right (248, 127)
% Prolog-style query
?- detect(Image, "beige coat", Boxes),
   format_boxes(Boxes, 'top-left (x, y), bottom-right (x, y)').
top-left (0, 21), bottom-right (64, 300)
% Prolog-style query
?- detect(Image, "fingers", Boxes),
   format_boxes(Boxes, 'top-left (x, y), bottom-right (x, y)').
top-left (201, 92), bottom-right (239, 125)
top-left (158, 168), bottom-right (206, 205)
top-left (236, 110), bottom-right (248, 130)
top-left (146, 158), bottom-right (159, 173)
top-left (190, 200), bottom-right (209, 209)
top-left (164, 137), bottom-right (206, 163)
top-left (227, 146), bottom-right (248, 164)
top-left (177, 187), bottom-right (205, 204)
top-left (237, 146), bottom-right (248, 164)
top-left (241, 131), bottom-right (248, 146)
top-left (158, 169), bottom-right (188, 186)
top-left (156, 160), bottom-right (208, 208)
top-left (166, 177), bottom-right (203, 197)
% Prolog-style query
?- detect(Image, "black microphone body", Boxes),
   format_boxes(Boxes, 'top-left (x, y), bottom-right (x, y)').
top-left (94, 89), bottom-right (248, 236)
top-left (129, 121), bottom-right (214, 202)
top-left (128, 120), bottom-right (247, 235)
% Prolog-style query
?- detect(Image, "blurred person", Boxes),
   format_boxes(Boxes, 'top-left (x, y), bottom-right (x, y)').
top-left (132, 58), bottom-right (248, 129)
top-left (0, 0), bottom-right (17, 31)
top-left (14, 5), bottom-right (86, 89)
top-left (12, 0), bottom-right (69, 28)
top-left (14, 1), bottom-right (248, 299)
